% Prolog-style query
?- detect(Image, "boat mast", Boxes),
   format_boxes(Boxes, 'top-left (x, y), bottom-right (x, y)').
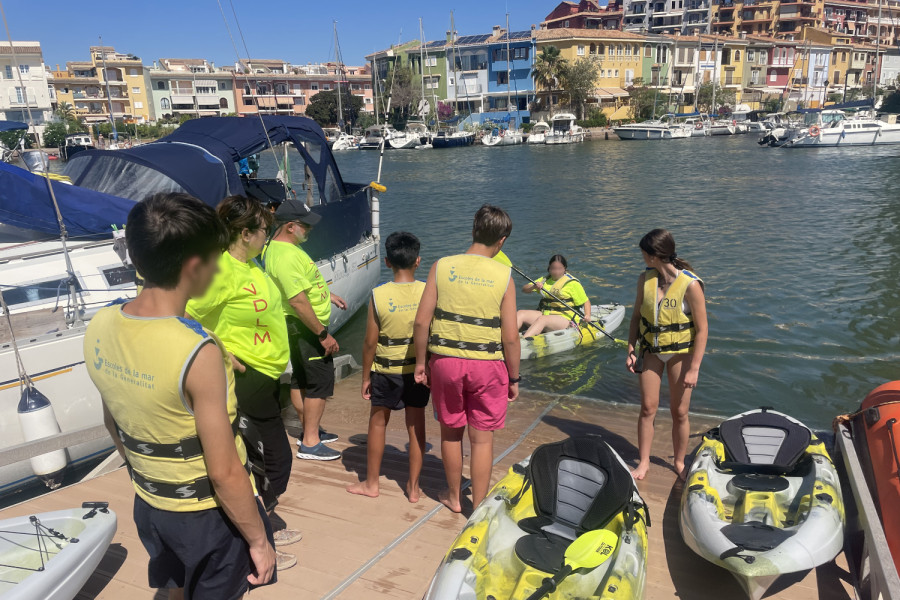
top-left (419, 18), bottom-right (427, 121)
top-left (711, 37), bottom-right (718, 116)
top-left (874, 0), bottom-right (882, 107)
top-left (451, 11), bottom-right (464, 116)
top-left (506, 12), bottom-right (513, 128)
top-left (98, 36), bottom-right (118, 143)
top-left (334, 21), bottom-right (344, 133)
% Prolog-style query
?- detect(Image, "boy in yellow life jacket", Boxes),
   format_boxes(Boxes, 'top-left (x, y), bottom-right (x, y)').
top-left (414, 205), bottom-right (521, 513)
top-left (347, 232), bottom-right (429, 502)
top-left (84, 193), bottom-right (276, 598)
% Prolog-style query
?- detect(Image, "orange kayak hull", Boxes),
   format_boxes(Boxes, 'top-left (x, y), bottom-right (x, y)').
top-left (860, 381), bottom-right (900, 575)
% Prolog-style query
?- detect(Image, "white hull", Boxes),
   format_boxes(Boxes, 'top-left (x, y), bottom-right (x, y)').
top-left (786, 122), bottom-right (900, 147)
top-left (482, 131), bottom-right (523, 146)
top-left (526, 132), bottom-right (546, 144)
top-left (0, 237), bottom-right (379, 498)
top-left (545, 132), bottom-right (585, 144)
top-left (614, 126), bottom-right (684, 140)
top-left (708, 124), bottom-right (735, 136)
top-left (388, 134), bottom-right (424, 150)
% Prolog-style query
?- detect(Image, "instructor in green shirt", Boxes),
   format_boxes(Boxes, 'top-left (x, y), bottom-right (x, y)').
top-left (263, 200), bottom-right (346, 461)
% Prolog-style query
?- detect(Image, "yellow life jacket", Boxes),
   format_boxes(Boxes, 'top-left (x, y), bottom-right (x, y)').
top-left (428, 254), bottom-right (510, 360)
top-left (372, 280), bottom-right (426, 374)
top-left (85, 304), bottom-right (253, 512)
top-left (640, 268), bottom-right (703, 354)
top-left (537, 274), bottom-right (581, 320)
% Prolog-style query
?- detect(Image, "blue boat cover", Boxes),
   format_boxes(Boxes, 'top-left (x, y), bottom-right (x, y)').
top-left (0, 161), bottom-right (135, 238)
top-left (0, 120), bottom-right (27, 132)
top-left (674, 111), bottom-right (702, 117)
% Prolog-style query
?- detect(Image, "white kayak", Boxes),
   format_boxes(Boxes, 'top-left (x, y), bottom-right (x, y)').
top-left (520, 304), bottom-right (625, 360)
top-left (680, 408), bottom-right (845, 600)
top-left (0, 503), bottom-right (117, 600)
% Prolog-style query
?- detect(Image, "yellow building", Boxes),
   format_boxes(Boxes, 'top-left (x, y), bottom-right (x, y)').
top-left (534, 28), bottom-right (646, 114)
top-left (51, 45), bottom-right (152, 125)
top-left (803, 26), bottom-right (876, 92)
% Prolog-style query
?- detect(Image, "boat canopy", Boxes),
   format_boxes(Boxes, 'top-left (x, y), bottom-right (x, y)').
top-left (674, 111), bottom-right (702, 118)
top-left (0, 120), bottom-right (27, 132)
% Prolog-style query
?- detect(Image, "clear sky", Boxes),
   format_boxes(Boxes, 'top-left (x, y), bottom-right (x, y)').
top-left (2, 0), bottom-right (555, 70)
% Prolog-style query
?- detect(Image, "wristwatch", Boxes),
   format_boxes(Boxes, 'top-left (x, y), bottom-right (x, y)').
top-left (508, 376), bottom-right (521, 384)
top-left (318, 327), bottom-right (329, 341)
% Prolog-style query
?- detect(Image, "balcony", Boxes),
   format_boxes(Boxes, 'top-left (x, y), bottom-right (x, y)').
top-left (850, 55), bottom-right (868, 69)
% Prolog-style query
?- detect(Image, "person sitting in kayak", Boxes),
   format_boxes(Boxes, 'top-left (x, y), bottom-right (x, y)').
top-left (625, 229), bottom-right (708, 481)
top-left (517, 254), bottom-right (591, 337)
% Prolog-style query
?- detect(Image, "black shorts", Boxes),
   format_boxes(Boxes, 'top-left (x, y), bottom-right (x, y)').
top-left (286, 316), bottom-right (334, 398)
top-left (133, 495), bottom-right (276, 599)
top-left (371, 372), bottom-right (430, 410)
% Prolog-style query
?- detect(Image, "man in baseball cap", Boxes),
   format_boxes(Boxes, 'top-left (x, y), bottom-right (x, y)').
top-left (263, 199), bottom-right (345, 461)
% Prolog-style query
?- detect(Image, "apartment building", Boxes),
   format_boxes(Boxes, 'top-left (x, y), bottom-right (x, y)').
top-left (148, 58), bottom-right (236, 120)
top-left (0, 41), bottom-right (53, 138)
top-left (543, 0), bottom-right (625, 30)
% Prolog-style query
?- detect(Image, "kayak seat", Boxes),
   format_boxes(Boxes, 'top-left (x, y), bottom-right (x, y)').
top-left (514, 436), bottom-right (634, 574)
top-left (718, 409), bottom-right (811, 475)
top-left (719, 521), bottom-right (795, 554)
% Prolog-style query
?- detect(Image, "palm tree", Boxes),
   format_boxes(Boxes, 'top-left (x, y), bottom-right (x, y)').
top-left (56, 102), bottom-right (76, 132)
top-left (532, 46), bottom-right (568, 113)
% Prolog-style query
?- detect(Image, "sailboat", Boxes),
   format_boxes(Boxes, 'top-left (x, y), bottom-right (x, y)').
top-left (482, 13), bottom-right (524, 147)
top-left (433, 12), bottom-right (476, 149)
top-left (331, 22), bottom-right (358, 151)
top-left (390, 19), bottom-right (435, 150)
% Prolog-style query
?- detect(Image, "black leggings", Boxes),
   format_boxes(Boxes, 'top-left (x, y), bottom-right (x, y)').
top-left (234, 366), bottom-right (292, 498)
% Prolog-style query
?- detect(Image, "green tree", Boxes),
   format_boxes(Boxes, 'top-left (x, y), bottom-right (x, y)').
top-left (305, 89), bottom-right (365, 128)
top-left (577, 108), bottom-right (608, 128)
top-left (354, 111), bottom-right (376, 131)
top-left (532, 45), bottom-right (568, 112)
top-left (381, 65), bottom-right (420, 127)
top-left (881, 89), bottom-right (900, 113)
top-left (762, 94), bottom-right (784, 113)
top-left (55, 101), bottom-right (78, 132)
top-left (560, 56), bottom-right (601, 119)
top-left (42, 122), bottom-right (69, 147)
top-left (696, 82), bottom-right (735, 114)
top-left (0, 129), bottom-right (31, 150)
top-left (626, 78), bottom-right (664, 120)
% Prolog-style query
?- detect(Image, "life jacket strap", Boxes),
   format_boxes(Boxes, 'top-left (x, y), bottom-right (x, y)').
top-left (434, 307), bottom-right (501, 328)
top-left (128, 465), bottom-right (215, 502)
top-left (116, 415), bottom-right (242, 460)
top-left (641, 316), bottom-right (694, 335)
top-left (429, 334), bottom-right (502, 354)
top-left (645, 340), bottom-right (694, 353)
top-left (377, 335), bottom-right (413, 346)
top-left (374, 356), bottom-right (417, 368)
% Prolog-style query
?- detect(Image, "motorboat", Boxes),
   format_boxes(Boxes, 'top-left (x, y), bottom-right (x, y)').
top-left (783, 109), bottom-right (900, 147)
top-left (331, 132), bottom-right (358, 151)
top-left (431, 130), bottom-right (475, 148)
top-left (757, 113), bottom-right (803, 146)
top-left (388, 120), bottom-right (431, 149)
top-left (59, 133), bottom-right (94, 162)
top-left (0, 115), bottom-right (381, 499)
top-left (526, 120), bottom-right (549, 144)
top-left (708, 119), bottom-right (736, 136)
top-left (614, 114), bottom-right (690, 140)
top-left (322, 127), bottom-right (341, 147)
top-left (359, 124), bottom-right (396, 150)
top-left (545, 113), bottom-right (585, 145)
top-left (482, 126), bottom-right (524, 146)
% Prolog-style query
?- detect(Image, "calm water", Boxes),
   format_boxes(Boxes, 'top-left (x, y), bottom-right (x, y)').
top-left (325, 136), bottom-right (900, 429)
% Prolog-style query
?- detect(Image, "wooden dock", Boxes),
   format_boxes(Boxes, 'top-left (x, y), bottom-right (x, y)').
top-left (0, 372), bottom-right (855, 600)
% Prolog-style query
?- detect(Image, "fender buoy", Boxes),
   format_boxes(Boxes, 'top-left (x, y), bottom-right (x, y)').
top-left (695, 122), bottom-right (703, 130)
top-left (809, 125), bottom-right (821, 137)
top-left (732, 119), bottom-right (737, 127)
top-left (17, 387), bottom-right (66, 490)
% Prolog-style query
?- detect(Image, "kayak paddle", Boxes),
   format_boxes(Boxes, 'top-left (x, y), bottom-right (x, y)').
top-left (524, 529), bottom-right (620, 600)
top-left (510, 263), bottom-right (627, 346)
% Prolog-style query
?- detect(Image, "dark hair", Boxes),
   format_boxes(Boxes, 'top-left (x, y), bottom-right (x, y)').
top-left (547, 254), bottom-right (568, 274)
top-left (472, 204), bottom-right (512, 246)
top-left (126, 192), bottom-right (228, 289)
top-left (384, 231), bottom-right (420, 269)
top-left (639, 228), bottom-right (693, 271)
top-left (217, 195), bottom-right (274, 245)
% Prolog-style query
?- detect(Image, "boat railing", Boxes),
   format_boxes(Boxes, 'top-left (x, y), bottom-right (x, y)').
top-left (0, 424), bottom-right (110, 470)
top-left (835, 421), bottom-right (900, 600)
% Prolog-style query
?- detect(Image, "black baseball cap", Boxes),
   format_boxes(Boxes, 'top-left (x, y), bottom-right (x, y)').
top-left (274, 199), bottom-right (322, 226)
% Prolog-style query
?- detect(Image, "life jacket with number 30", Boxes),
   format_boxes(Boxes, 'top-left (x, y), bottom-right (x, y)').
top-left (640, 268), bottom-right (703, 354)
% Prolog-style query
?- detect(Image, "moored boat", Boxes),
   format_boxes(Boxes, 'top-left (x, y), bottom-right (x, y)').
top-left (527, 120), bottom-right (549, 144)
top-left (388, 120), bottom-right (431, 149)
top-left (59, 133), bottom-right (94, 162)
top-left (545, 113), bottom-right (585, 145)
top-left (359, 124), bottom-right (396, 150)
top-left (0, 503), bottom-right (116, 600)
top-left (482, 126), bottom-right (524, 146)
top-left (783, 110), bottom-right (900, 147)
top-left (425, 435), bottom-right (649, 600)
top-left (520, 304), bottom-right (625, 361)
top-left (614, 114), bottom-right (690, 140)
top-left (431, 130), bottom-right (475, 148)
top-left (680, 408), bottom-right (845, 600)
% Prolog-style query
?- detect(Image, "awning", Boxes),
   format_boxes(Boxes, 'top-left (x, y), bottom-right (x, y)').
top-left (595, 87), bottom-right (630, 99)
top-left (609, 105), bottom-right (633, 120)
top-left (0, 120), bottom-right (27, 132)
top-left (254, 97), bottom-right (277, 108)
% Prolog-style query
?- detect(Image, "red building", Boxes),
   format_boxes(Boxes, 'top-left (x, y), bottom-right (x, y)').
top-left (542, 0), bottom-right (624, 30)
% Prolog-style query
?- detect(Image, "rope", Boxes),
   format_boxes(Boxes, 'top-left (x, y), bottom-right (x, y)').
top-left (0, 289), bottom-right (31, 391)
top-left (832, 398), bottom-right (900, 431)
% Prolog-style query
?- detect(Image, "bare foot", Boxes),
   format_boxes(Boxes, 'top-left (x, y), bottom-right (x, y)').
top-left (406, 482), bottom-right (422, 503)
top-left (438, 489), bottom-right (462, 513)
top-left (346, 481), bottom-right (379, 498)
top-left (631, 462), bottom-right (650, 481)
top-left (675, 461), bottom-right (687, 481)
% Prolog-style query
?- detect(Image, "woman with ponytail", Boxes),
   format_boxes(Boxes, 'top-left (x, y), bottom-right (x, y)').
top-left (625, 229), bottom-right (707, 480)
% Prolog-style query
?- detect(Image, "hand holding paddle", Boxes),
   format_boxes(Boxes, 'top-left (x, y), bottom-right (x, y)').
top-left (525, 529), bottom-right (619, 600)
top-left (510, 264), bottom-right (627, 346)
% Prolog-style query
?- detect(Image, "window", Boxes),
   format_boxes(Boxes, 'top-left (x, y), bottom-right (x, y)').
top-left (617, 45), bottom-right (623, 57)
top-left (129, 68), bottom-right (138, 76)
top-left (770, 71), bottom-right (777, 81)
top-left (132, 87), bottom-right (140, 94)
top-left (656, 45), bottom-right (668, 63)
top-left (364, 83), bottom-right (371, 89)
top-left (311, 83), bottom-right (319, 90)
top-left (597, 44), bottom-right (604, 55)
top-left (747, 50), bottom-right (755, 62)
top-left (577, 45), bottom-right (585, 56)
top-left (645, 45), bottom-right (652, 57)
top-left (323, 84), bottom-right (331, 90)
top-left (3, 276), bottom-right (84, 308)
top-left (197, 86), bottom-right (216, 94)
top-left (425, 56), bottom-right (437, 67)
top-left (134, 101), bottom-right (143, 109)
top-left (590, 43), bottom-right (597, 55)
top-left (625, 69), bottom-right (635, 85)
top-left (14, 87), bottom-right (24, 103)
top-left (513, 47), bottom-right (528, 60)
top-left (219, 81), bottom-right (231, 91)
top-left (497, 71), bottom-right (509, 85)
top-left (18, 64), bottom-right (29, 75)
top-left (219, 98), bottom-right (228, 109)
top-left (625, 45), bottom-right (632, 56)
top-left (4, 65), bottom-right (10, 79)
top-left (734, 50), bottom-right (740, 62)
top-left (833, 70), bottom-right (840, 84)
top-left (156, 81), bottom-right (165, 90)
top-left (364, 97), bottom-right (373, 104)
top-left (161, 98), bottom-right (170, 109)
top-left (615, 69), bottom-right (620, 77)
top-left (294, 97), bottom-right (306, 105)
top-left (564, 19), bottom-right (570, 27)
top-left (751, 68), bottom-right (760, 84)
top-left (493, 49), bottom-right (508, 61)
top-left (101, 266), bottom-right (136, 288)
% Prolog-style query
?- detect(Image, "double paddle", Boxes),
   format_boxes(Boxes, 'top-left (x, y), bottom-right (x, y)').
top-left (525, 529), bottom-right (620, 600)
top-left (510, 263), bottom-right (627, 346)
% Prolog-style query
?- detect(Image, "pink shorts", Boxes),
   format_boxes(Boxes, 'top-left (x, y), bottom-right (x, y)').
top-left (429, 355), bottom-right (509, 431)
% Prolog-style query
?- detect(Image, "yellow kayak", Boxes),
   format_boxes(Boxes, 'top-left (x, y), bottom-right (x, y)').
top-left (521, 304), bottom-right (625, 360)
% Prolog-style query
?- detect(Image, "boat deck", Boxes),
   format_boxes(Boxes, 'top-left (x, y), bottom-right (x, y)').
top-left (0, 372), bottom-right (855, 600)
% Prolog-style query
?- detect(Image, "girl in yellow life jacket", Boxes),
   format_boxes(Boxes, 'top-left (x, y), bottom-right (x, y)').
top-left (625, 229), bottom-right (708, 482)
top-left (517, 255), bottom-right (591, 337)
